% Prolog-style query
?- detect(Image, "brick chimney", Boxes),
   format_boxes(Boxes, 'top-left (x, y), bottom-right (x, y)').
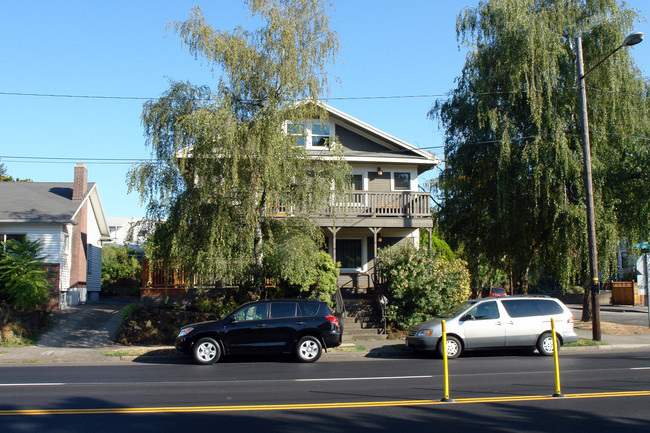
top-left (72, 163), bottom-right (88, 200)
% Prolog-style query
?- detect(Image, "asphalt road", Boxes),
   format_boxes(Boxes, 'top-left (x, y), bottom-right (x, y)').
top-left (1, 349), bottom-right (649, 432)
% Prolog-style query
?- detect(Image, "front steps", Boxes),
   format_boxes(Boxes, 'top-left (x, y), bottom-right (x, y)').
top-left (341, 296), bottom-right (386, 341)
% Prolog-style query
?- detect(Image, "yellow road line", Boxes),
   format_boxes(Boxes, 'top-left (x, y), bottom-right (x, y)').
top-left (2, 390), bottom-right (650, 416)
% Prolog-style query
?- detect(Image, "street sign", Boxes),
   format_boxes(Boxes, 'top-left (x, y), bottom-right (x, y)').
top-left (635, 241), bottom-right (650, 253)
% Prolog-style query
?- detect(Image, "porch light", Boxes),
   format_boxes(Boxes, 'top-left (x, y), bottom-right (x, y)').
top-left (377, 167), bottom-right (383, 176)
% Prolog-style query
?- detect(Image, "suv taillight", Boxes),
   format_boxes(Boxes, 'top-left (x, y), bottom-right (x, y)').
top-left (325, 315), bottom-right (340, 328)
top-left (567, 316), bottom-right (574, 324)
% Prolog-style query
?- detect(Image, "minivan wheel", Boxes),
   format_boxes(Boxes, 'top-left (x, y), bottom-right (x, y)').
top-left (193, 337), bottom-right (221, 365)
top-left (438, 336), bottom-right (462, 359)
top-left (536, 333), bottom-right (558, 356)
top-left (296, 336), bottom-right (322, 363)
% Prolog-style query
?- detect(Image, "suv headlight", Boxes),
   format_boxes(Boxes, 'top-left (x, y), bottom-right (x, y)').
top-left (178, 327), bottom-right (194, 338)
top-left (417, 329), bottom-right (433, 337)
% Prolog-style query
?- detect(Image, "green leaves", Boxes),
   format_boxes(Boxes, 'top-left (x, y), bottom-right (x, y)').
top-left (0, 240), bottom-right (50, 311)
top-left (432, 0), bottom-right (649, 291)
top-left (130, 1), bottom-right (348, 292)
top-left (376, 244), bottom-right (471, 329)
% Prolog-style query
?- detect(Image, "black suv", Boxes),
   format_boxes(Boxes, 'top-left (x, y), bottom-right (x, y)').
top-left (175, 299), bottom-right (343, 364)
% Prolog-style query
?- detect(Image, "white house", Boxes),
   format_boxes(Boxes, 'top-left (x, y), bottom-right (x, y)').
top-left (0, 163), bottom-right (111, 308)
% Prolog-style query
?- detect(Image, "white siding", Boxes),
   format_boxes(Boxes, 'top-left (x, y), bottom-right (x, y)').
top-left (0, 223), bottom-right (64, 263)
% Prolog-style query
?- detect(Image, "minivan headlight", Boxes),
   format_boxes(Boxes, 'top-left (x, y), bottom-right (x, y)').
top-left (417, 329), bottom-right (433, 337)
top-left (178, 327), bottom-right (194, 338)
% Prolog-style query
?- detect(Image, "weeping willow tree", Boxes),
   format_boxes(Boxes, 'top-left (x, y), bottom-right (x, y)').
top-left (128, 0), bottom-right (350, 293)
top-left (431, 0), bottom-right (650, 309)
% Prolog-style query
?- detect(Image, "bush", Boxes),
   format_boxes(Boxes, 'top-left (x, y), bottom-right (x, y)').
top-left (101, 245), bottom-right (141, 291)
top-left (0, 239), bottom-right (50, 311)
top-left (376, 244), bottom-right (471, 330)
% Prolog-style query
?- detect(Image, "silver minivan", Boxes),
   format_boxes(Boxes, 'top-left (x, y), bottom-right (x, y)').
top-left (405, 296), bottom-right (578, 358)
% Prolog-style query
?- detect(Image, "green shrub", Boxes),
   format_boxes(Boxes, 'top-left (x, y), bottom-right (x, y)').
top-left (101, 245), bottom-right (141, 289)
top-left (376, 244), bottom-right (471, 330)
top-left (0, 239), bottom-right (50, 311)
top-left (195, 295), bottom-right (239, 316)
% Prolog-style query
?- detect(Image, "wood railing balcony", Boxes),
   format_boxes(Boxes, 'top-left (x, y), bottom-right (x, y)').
top-left (269, 191), bottom-right (432, 219)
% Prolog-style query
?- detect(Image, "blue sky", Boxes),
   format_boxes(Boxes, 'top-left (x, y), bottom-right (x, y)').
top-left (2, 0), bottom-right (649, 218)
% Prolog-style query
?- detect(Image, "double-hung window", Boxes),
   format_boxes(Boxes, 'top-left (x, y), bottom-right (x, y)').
top-left (286, 120), bottom-right (333, 149)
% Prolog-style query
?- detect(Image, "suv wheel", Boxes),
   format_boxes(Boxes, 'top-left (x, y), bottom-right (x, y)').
top-left (536, 332), bottom-right (557, 356)
top-left (296, 336), bottom-right (322, 363)
top-left (193, 337), bottom-right (221, 365)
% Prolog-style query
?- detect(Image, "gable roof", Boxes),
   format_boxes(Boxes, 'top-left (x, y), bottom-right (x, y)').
top-left (0, 181), bottom-right (110, 239)
top-left (310, 103), bottom-right (442, 172)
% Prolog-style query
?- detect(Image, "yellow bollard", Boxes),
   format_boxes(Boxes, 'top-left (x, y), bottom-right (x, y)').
top-left (440, 319), bottom-right (454, 402)
top-left (551, 318), bottom-right (565, 398)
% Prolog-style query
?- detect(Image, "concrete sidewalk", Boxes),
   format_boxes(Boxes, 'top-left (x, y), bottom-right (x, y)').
top-left (3, 333), bottom-right (650, 364)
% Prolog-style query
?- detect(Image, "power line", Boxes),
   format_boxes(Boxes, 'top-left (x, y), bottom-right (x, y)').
top-left (0, 155), bottom-right (151, 164)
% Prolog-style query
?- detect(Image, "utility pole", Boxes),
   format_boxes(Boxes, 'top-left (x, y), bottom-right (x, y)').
top-left (575, 36), bottom-right (601, 341)
top-left (574, 31), bottom-right (644, 341)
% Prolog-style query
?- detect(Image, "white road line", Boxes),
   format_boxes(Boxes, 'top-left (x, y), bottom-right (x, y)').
top-left (295, 375), bottom-right (433, 382)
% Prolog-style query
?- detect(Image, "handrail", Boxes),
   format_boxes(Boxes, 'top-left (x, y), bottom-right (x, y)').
top-left (269, 190), bottom-right (432, 218)
top-left (334, 287), bottom-right (346, 316)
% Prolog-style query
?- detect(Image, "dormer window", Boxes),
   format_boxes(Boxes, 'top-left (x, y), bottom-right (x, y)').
top-left (286, 120), bottom-right (334, 148)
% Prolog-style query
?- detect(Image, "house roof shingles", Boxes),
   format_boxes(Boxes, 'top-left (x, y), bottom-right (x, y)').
top-left (0, 182), bottom-right (96, 223)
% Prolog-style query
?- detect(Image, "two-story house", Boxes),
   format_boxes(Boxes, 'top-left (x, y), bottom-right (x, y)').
top-left (286, 103), bottom-right (441, 291)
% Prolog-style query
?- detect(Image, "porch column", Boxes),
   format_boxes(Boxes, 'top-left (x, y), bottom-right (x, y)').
top-left (428, 227), bottom-right (432, 251)
top-left (327, 227), bottom-right (341, 264)
top-left (369, 227), bottom-right (381, 258)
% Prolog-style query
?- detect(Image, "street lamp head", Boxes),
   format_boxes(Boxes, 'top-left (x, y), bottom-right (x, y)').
top-left (623, 31), bottom-right (644, 47)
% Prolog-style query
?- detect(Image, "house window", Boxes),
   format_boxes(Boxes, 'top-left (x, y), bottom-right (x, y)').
top-left (337, 239), bottom-right (362, 270)
top-left (286, 120), bottom-right (333, 148)
top-left (0, 234), bottom-right (26, 252)
top-left (87, 245), bottom-right (92, 275)
top-left (287, 122), bottom-right (306, 147)
top-left (350, 174), bottom-right (363, 191)
top-left (310, 121), bottom-right (331, 147)
top-left (394, 172), bottom-right (411, 190)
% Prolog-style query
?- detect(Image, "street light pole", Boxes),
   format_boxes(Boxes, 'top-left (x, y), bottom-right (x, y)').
top-left (575, 32), bottom-right (644, 341)
top-left (575, 36), bottom-right (601, 341)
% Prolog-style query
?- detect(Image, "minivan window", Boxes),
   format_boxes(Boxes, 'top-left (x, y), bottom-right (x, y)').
top-left (439, 301), bottom-right (476, 319)
top-left (501, 300), bottom-right (539, 318)
top-left (466, 301), bottom-right (500, 320)
top-left (537, 300), bottom-right (564, 315)
top-left (270, 302), bottom-right (298, 319)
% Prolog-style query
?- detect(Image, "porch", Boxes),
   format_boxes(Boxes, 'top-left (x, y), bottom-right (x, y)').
top-left (271, 190), bottom-right (432, 221)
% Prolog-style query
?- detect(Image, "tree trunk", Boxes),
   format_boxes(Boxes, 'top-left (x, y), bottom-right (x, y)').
top-left (252, 190), bottom-right (267, 295)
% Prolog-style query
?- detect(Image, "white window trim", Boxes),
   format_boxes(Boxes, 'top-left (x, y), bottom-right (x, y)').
top-left (285, 120), bottom-right (335, 149)
top-left (391, 170), bottom-right (416, 191)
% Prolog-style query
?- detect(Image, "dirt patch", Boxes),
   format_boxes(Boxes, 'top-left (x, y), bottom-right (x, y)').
top-left (575, 321), bottom-right (650, 335)
top-left (115, 307), bottom-right (217, 345)
top-left (0, 307), bottom-right (49, 345)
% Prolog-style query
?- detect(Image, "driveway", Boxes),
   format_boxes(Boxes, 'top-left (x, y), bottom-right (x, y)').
top-left (36, 298), bottom-right (134, 348)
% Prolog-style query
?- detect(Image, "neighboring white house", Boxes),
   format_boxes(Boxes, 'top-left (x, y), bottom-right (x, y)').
top-left (106, 217), bottom-right (151, 252)
top-left (0, 163), bottom-right (111, 308)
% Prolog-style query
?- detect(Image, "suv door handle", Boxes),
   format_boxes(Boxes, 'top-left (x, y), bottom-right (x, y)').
top-left (257, 324), bottom-right (267, 328)
top-left (296, 321), bottom-right (305, 325)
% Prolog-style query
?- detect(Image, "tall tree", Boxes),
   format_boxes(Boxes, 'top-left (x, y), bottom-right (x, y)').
top-left (129, 0), bottom-right (349, 292)
top-left (430, 0), bottom-right (649, 303)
